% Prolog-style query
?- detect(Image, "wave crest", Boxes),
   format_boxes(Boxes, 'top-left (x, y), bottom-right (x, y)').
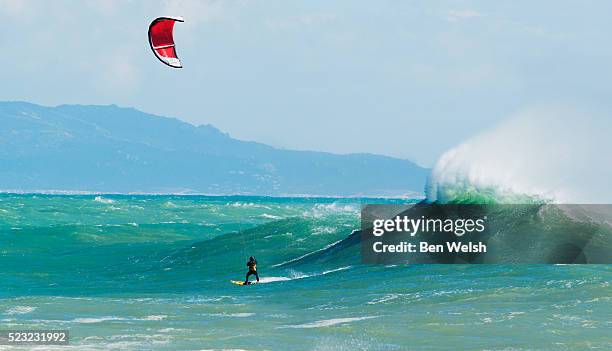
top-left (426, 105), bottom-right (610, 204)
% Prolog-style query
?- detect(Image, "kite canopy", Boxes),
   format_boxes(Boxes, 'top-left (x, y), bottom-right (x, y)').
top-left (148, 16), bottom-right (184, 68)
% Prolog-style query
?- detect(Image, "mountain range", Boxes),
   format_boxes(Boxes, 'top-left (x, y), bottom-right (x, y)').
top-left (0, 101), bottom-right (428, 196)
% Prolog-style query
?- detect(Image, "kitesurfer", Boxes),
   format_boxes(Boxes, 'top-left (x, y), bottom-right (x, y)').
top-left (244, 256), bottom-right (259, 284)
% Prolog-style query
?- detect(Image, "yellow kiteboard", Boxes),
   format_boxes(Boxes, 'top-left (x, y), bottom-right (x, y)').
top-left (231, 280), bottom-right (257, 286)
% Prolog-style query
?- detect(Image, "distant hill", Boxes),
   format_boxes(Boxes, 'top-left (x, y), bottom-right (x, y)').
top-left (0, 101), bottom-right (428, 196)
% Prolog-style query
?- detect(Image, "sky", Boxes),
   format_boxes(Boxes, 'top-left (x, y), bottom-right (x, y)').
top-left (1, 0), bottom-right (611, 166)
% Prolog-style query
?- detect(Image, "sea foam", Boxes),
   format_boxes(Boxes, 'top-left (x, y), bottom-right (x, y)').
top-left (280, 316), bottom-right (378, 329)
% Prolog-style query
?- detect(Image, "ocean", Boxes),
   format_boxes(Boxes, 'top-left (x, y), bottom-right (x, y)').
top-left (0, 194), bottom-right (610, 350)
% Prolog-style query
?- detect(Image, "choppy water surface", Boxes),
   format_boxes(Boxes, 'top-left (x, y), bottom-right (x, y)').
top-left (0, 194), bottom-right (610, 350)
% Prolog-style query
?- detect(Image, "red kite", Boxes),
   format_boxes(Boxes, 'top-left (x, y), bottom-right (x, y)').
top-left (148, 16), bottom-right (184, 68)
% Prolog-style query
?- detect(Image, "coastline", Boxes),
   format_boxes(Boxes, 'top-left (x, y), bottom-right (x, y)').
top-left (0, 189), bottom-right (425, 200)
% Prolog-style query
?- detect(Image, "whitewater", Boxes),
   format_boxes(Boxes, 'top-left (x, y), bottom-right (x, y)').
top-left (426, 105), bottom-right (612, 204)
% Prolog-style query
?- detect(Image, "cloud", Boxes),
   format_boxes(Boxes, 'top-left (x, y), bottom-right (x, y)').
top-left (99, 59), bottom-right (141, 95)
top-left (161, 0), bottom-right (229, 24)
top-left (0, 0), bottom-right (41, 20)
top-left (86, 0), bottom-right (122, 16)
top-left (265, 13), bottom-right (337, 30)
top-left (446, 10), bottom-right (485, 22)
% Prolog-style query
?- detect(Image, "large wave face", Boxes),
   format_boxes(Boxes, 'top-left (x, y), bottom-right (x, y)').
top-left (0, 194), bottom-right (366, 295)
top-left (426, 106), bottom-right (611, 204)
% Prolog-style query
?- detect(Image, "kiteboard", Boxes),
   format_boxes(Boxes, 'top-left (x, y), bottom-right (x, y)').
top-left (231, 280), bottom-right (257, 286)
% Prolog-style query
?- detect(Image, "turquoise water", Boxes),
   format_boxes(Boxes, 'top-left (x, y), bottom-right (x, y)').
top-left (0, 194), bottom-right (610, 350)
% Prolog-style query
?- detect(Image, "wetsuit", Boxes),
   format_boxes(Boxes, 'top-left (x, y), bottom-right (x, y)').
top-left (245, 259), bottom-right (259, 284)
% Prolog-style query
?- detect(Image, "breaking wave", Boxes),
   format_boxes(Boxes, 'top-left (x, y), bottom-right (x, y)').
top-left (426, 105), bottom-right (611, 204)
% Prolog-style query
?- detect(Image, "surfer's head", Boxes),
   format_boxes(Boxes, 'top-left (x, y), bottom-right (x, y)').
top-left (249, 256), bottom-right (254, 261)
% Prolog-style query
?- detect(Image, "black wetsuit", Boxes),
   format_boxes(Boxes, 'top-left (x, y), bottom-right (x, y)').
top-left (245, 259), bottom-right (259, 283)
